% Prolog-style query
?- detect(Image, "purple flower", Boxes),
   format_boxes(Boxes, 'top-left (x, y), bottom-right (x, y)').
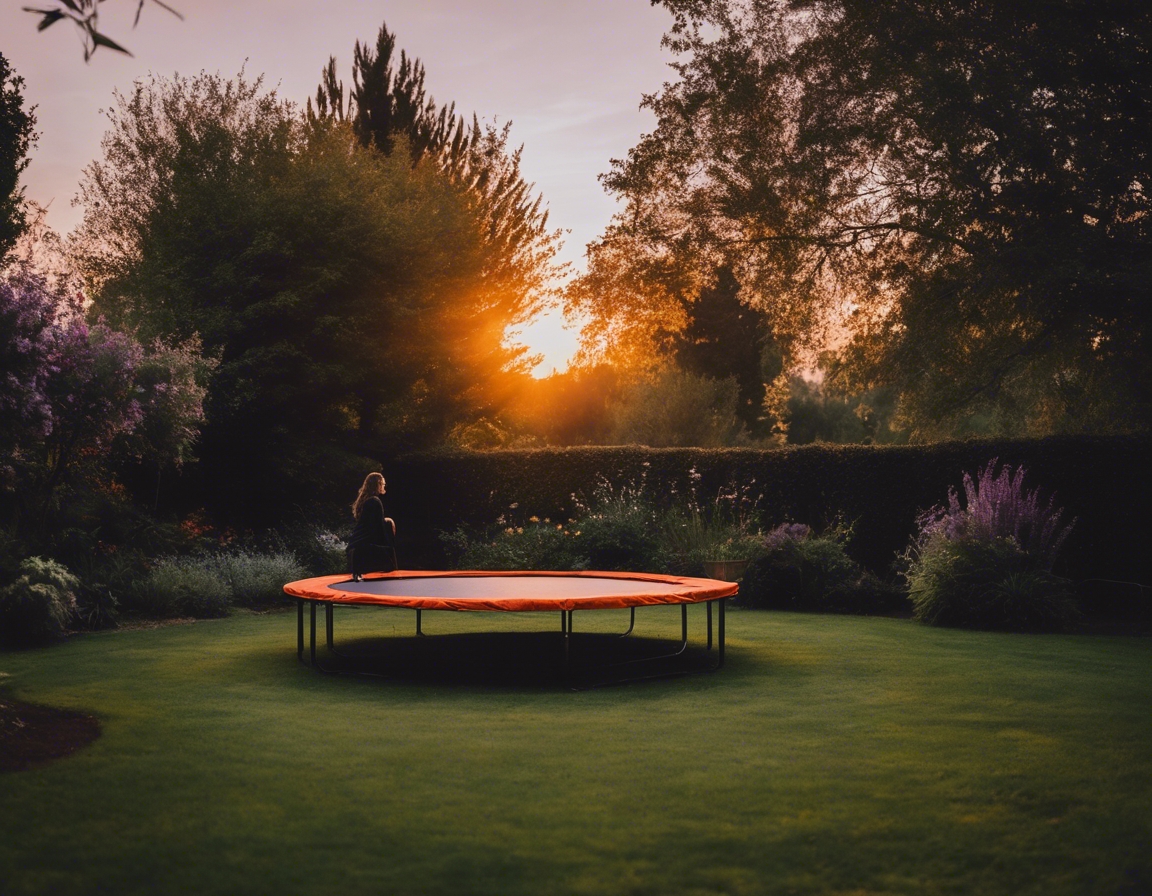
top-left (913, 460), bottom-right (1074, 571)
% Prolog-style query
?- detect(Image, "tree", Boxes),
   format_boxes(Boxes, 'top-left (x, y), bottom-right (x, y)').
top-left (675, 266), bottom-right (779, 435)
top-left (310, 22), bottom-right (564, 345)
top-left (73, 71), bottom-right (552, 520)
top-left (586, 0), bottom-right (1152, 436)
top-left (0, 53), bottom-right (36, 260)
top-left (608, 365), bottom-right (748, 447)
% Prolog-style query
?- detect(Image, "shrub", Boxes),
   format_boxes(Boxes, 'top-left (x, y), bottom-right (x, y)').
top-left (211, 551), bottom-right (307, 607)
top-left (0, 557), bottom-right (80, 646)
top-left (904, 461), bottom-right (1077, 631)
top-left (567, 475), bottom-right (664, 571)
top-left (133, 557), bottom-right (230, 619)
top-left (442, 521), bottom-right (586, 571)
top-left (912, 460), bottom-right (1074, 572)
top-left (738, 523), bottom-right (893, 613)
top-left (655, 477), bottom-right (766, 575)
top-left (907, 536), bottom-right (1077, 631)
top-left (255, 525), bottom-right (349, 576)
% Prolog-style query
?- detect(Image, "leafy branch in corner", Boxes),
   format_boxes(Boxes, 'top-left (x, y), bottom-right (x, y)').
top-left (22, 0), bottom-right (182, 62)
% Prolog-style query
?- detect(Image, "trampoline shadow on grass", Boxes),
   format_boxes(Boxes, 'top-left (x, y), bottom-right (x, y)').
top-left (311, 630), bottom-right (726, 689)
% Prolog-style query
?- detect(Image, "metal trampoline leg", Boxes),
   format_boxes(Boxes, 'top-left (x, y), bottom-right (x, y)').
top-left (707, 600), bottom-right (713, 650)
top-left (326, 603), bottom-right (334, 652)
top-left (718, 598), bottom-right (726, 668)
top-left (416, 609), bottom-right (424, 636)
top-left (297, 599), bottom-right (304, 661)
top-left (563, 610), bottom-right (573, 679)
top-left (309, 601), bottom-right (317, 666)
top-left (619, 606), bottom-right (636, 637)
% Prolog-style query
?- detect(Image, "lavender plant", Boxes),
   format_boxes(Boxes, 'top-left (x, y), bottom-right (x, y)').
top-left (912, 460), bottom-right (1074, 572)
top-left (905, 461), bottom-right (1078, 631)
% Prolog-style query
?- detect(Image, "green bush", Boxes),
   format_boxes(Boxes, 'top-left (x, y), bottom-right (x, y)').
top-left (211, 551), bottom-right (307, 607)
top-left (738, 524), bottom-right (898, 613)
top-left (133, 557), bottom-right (230, 619)
top-left (907, 535), bottom-right (1077, 631)
top-left (0, 557), bottom-right (80, 646)
top-left (442, 521), bottom-right (586, 571)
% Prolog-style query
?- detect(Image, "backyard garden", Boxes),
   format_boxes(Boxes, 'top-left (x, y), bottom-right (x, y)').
top-left (3, 1), bottom-right (1152, 893)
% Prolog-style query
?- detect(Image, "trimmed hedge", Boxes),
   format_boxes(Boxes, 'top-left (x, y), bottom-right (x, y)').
top-left (383, 435), bottom-right (1150, 593)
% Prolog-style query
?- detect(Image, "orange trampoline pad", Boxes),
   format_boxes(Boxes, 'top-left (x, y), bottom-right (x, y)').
top-left (283, 570), bottom-right (738, 613)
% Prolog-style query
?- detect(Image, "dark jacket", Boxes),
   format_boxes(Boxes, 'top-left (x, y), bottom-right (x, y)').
top-left (348, 495), bottom-right (394, 551)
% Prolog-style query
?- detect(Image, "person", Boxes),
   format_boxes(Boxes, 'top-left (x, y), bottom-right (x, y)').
top-left (347, 472), bottom-right (397, 580)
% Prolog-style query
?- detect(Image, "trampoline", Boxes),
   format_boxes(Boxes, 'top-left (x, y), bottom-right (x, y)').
top-left (283, 570), bottom-right (738, 683)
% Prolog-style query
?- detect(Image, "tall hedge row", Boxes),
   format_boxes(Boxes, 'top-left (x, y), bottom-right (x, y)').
top-left (383, 434), bottom-right (1150, 585)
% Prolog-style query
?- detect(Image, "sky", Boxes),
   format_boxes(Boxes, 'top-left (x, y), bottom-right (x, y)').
top-left (0, 0), bottom-right (678, 373)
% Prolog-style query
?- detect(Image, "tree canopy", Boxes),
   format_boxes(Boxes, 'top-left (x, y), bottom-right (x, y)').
top-left (0, 53), bottom-right (36, 260)
top-left (72, 70), bottom-right (554, 518)
top-left (573, 0), bottom-right (1152, 437)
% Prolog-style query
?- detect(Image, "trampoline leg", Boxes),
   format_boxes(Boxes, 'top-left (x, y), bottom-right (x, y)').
top-left (326, 603), bottom-right (334, 652)
top-left (297, 599), bottom-right (304, 661)
top-left (718, 598), bottom-right (726, 668)
top-left (680, 603), bottom-right (689, 653)
top-left (416, 609), bottom-right (424, 637)
top-left (619, 606), bottom-right (636, 637)
top-left (563, 610), bottom-right (573, 680)
top-left (707, 600), bottom-right (713, 650)
top-left (309, 601), bottom-right (317, 666)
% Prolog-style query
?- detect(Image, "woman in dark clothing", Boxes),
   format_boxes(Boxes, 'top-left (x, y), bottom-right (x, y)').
top-left (347, 472), bottom-right (397, 580)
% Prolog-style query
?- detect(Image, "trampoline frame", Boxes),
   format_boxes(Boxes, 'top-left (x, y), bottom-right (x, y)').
top-left (285, 571), bottom-right (735, 685)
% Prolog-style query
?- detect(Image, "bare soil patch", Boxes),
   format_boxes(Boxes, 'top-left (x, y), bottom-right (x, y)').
top-left (0, 696), bottom-right (101, 773)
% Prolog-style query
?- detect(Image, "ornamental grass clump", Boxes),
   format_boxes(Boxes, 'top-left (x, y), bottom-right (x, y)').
top-left (0, 557), bottom-right (80, 646)
top-left (905, 460), bottom-right (1077, 631)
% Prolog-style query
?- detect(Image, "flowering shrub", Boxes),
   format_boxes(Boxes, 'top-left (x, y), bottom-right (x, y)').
top-left (738, 522), bottom-right (895, 613)
top-left (0, 262), bottom-right (212, 525)
top-left (443, 470), bottom-right (766, 576)
top-left (0, 557), bottom-right (80, 645)
top-left (904, 461), bottom-right (1077, 631)
top-left (442, 519), bottom-right (587, 571)
top-left (911, 460), bottom-right (1074, 572)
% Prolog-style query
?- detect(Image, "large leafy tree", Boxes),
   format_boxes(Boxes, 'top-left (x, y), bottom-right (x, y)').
top-left (310, 22), bottom-right (564, 340)
top-left (0, 53), bottom-right (36, 260)
top-left (575, 0), bottom-right (1152, 436)
top-left (73, 71), bottom-right (545, 520)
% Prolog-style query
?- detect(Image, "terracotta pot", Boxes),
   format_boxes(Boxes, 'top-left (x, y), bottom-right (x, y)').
top-left (702, 559), bottom-right (750, 582)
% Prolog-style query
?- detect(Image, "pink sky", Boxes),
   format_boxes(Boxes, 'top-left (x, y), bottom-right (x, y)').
top-left (1, 0), bottom-right (676, 373)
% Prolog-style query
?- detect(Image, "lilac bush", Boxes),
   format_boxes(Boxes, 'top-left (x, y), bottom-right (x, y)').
top-left (0, 264), bottom-right (74, 448)
top-left (0, 261), bottom-right (211, 516)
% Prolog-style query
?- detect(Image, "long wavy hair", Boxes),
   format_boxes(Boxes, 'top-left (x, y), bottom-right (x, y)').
top-left (352, 472), bottom-right (385, 520)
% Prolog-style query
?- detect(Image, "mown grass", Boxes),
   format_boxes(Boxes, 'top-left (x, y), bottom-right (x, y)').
top-left (1, 606), bottom-right (1150, 896)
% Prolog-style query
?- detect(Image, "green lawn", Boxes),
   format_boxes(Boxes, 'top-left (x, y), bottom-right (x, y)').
top-left (1, 606), bottom-right (1150, 896)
